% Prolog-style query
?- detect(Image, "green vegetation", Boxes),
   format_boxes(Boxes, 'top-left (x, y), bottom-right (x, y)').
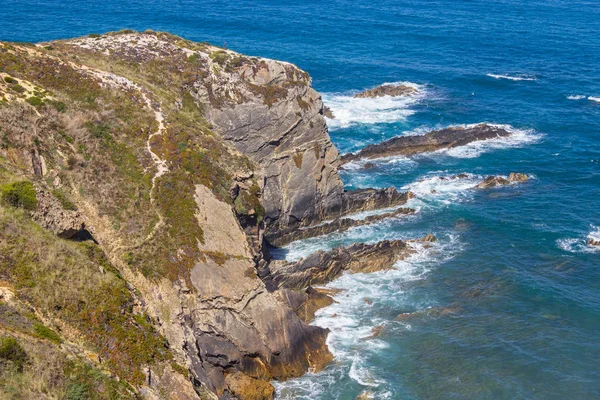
top-left (33, 323), bottom-right (62, 344)
top-left (3, 76), bottom-right (17, 84)
top-left (1, 181), bottom-right (37, 210)
top-left (25, 96), bottom-right (43, 107)
top-left (0, 336), bottom-right (27, 372)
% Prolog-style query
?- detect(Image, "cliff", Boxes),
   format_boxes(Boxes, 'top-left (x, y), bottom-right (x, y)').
top-left (0, 31), bottom-right (413, 399)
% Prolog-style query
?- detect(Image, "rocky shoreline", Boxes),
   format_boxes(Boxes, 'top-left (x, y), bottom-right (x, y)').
top-left (0, 31), bottom-right (535, 400)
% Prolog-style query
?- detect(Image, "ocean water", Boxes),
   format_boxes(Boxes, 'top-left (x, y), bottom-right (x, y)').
top-left (3, 1), bottom-right (600, 399)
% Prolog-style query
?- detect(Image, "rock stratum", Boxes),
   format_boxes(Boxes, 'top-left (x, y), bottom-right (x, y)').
top-left (0, 31), bottom-right (420, 400)
top-left (341, 124), bottom-right (512, 164)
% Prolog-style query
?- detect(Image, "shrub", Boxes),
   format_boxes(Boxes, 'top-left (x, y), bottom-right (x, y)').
top-left (3, 76), bottom-right (17, 84)
top-left (10, 84), bottom-right (26, 94)
top-left (1, 181), bottom-right (38, 210)
top-left (52, 189), bottom-right (77, 211)
top-left (0, 336), bottom-right (27, 372)
top-left (33, 323), bottom-right (62, 344)
top-left (87, 33), bottom-right (101, 38)
top-left (25, 96), bottom-right (44, 107)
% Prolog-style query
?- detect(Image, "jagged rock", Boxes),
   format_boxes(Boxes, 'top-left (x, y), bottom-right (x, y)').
top-left (224, 372), bottom-right (275, 400)
top-left (31, 188), bottom-right (85, 239)
top-left (322, 105), bottom-right (335, 119)
top-left (279, 287), bottom-right (335, 323)
top-left (267, 207), bottom-right (415, 247)
top-left (588, 239), bottom-right (600, 247)
top-left (509, 172), bottom-right (529, 182)
top-left (354, 84), bottom-right (418, 98)
top-left (476, 176), bottom-right (511, 189)
top-left (341, 124), bottom-right (512, 164)
top-left (265, 239), bottom-right (427, 291)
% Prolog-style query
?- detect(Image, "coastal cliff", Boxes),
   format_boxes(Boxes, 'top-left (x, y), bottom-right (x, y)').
top-left (0, 31), bottom-right (414, 399)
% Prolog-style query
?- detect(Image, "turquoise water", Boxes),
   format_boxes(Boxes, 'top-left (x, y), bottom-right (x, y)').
top-left (3, 1), bottom-right (600, 398)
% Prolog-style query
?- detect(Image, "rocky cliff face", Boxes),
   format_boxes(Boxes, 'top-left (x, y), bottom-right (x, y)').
top-left (0, 31), bottom-right (415, 400)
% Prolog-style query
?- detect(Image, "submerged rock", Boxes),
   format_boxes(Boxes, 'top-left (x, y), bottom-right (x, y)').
top-left (354, 84), bottom-right (418, 98)
top-left (341, 124), bottom-right (512, 164)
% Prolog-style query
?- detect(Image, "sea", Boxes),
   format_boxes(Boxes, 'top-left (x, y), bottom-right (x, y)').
top-left (2, 0), bottom-right (599, 398)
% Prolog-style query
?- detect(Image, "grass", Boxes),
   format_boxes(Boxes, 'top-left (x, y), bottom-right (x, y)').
top-left (0, 336), bottom-right (27, 372)
top-left (1, 181), bottom-right (37, 210)
top-left (33, 323), bottom-right (62, 344)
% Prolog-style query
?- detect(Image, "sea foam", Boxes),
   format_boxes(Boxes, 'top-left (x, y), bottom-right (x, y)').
top-left (486, 73), bottom-right (537, 81)
top-left (323, 81), bottom-right (426, 129)
top-left (556, 226), bottom-right (600, 253)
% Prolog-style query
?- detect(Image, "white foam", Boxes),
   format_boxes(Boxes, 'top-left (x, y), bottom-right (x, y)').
top-left (402, 172), bottom-right (484, 205)
top-left (486, 73), bottom-right (537, 81)
top-left (423, 123), bottom-right (542, 159)
top-left (556, 226), bottom-right (600, 253)
top-left (588, 96), bottom-right (600, 103)
top-left (567, 95), bottom-right (587, 100)
top-left (275, 235), bottom-right (463, 399)
top-left (323, 82), bottom-right (427, 129)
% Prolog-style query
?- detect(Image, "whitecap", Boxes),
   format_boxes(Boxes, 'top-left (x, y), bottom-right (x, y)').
top-left (323, 81), bottom-right (427, 129)
top-left (567, 94), bottom-right (587, 100)
top-left (556, 226), bottom-right (600, 253)
top-left (486, 73), bottom-right (537, 81)
top-left (588, 96), bottom-right (600, 103)
top-left (402, 172), bottom-right (484, 205)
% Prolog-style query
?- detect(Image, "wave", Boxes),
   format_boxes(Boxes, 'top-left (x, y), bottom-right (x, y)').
top-left (275, 235), bottom-right (462, 399)
top-left (556, 226), bottom-right (600, 253)
top-left (402, 173), bottom-right (484, 205)
top-left (423, 123), bottom-right (543, 159)
top-left (588, 96), bottom-right (600, 103)
top-left (486, 73), bottom-right (537, 81)
top-left (567, 94), bottom-right (587, 101)
top-left (323, 81), bottom-right (427, 129)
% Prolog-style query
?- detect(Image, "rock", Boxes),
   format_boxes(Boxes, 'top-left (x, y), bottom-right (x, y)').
top-left (224, 371), bottom-right (275, 400)
top-left (354, 84), bottom-right (418, 98)
top-left (280, 287), bottom-right (335, 323)
top-left (362, 162), bottom-right (377, 170)
top-left (509, 172), bottom-right (529, 182)
top-left (588, 239), bottom-right (600, 247)
top-left (322, 105), bottom-right (335, 119)
top-left (360, 325), bottom-right (384, 341)
top-left (265, 238), bottom-right (423, 290)
top-left (341, 124), bottom-right (512, 164)
top-left (31, 187), bottom-right (85, 239)
top-left (475, 176), bottom-right (511, 189)
top-left (267, 207), bottom-right (415, 247)
top-left (356, 391), bottom-right (375, 400)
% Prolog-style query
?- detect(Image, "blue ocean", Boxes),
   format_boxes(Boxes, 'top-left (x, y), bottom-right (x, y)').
top-left (3, 1), bottom-right (599, 398)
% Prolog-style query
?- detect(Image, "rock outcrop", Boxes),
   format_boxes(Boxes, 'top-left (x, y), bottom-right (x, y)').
top-left (588, 239), bottom-right (600, 247)
top-left (341, 124), bottom-right (512, 164)
top-left (31, 187), bottom-right (86, 239)
top-left (264, 239), bottom-right (418, 291)
top-left (476, 173), bottom-right (529, 189)
top-left (267, 207), bottom-right (415, 247)
top-left (354, 84), bottom-right (418, 98)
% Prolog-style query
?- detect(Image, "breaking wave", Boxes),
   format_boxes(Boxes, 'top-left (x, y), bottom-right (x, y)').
top-left (556, 226), bottom-right (600, 253)
top-left (323, 82), bottom-right (427, 129)
top-left (486, 73), bottom-right (537, 81)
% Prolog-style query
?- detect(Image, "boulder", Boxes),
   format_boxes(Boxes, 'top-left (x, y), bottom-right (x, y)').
top-left (588, 239), bottom-right (600, 247)
top-left (509, 172), bottom-right (529, 182)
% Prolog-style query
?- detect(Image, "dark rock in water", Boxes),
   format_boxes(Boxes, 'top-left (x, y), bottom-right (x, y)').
top-left (322, 105), bottom-right (335, 119)
top-left (588, 239), bottom-right (600, 247)
top-left (476, 176), bottom-right (511, 189)
top-left (476, 173), bottom-right (528, 189)
top-left (451, 173), bottom-right (470, 180)
top-left (354, 84), bottom-right (418, 98)
top-left (341, 124), bottom-right (512, 164)
top-left (265, 237), bottom-right (434, 290)
top-left (268, 207), bottom-right (415, 247)
top-left (362, 162), bottom-right (377, 170)
top-left (509, 172), bottom-right (529, 182)
top-left (266, 188), bottom-right (414, 246)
